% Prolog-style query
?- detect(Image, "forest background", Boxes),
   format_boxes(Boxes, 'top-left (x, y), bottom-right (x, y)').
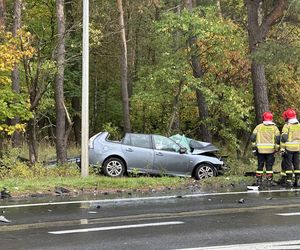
top-left (0, 0), bottom-right (299, 183)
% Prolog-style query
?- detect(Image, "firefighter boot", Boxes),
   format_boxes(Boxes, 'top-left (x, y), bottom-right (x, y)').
top-left (266, 174), bottom-right (273, 188)
top-left (285, 174), bottom-right (294, 187)
top-left (278, 175), bottom-right (287, 186)
top-left (255, 175), bottom-right (262, 188)
top-left (294, 175), bottom-right (300, 187)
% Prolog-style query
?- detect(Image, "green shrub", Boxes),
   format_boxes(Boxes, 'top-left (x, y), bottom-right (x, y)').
top-left (224, 156), bottom-right (256, 176)
top-left (47, 163), bottom-right (80, 177)
top-left (31, 163), bottom-right (48, 177)
top-left (102, 122), bottom-right (122, 140)
top-left (8, 163), bottom-right (33, 178)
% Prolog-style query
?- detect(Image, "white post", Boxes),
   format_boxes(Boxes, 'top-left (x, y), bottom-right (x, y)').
top-left (81, 0), bottom-right (89, 177)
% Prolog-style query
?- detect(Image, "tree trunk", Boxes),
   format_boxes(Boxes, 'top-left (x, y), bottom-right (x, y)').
top-left (65, 0), bottom-right (81, 146)
top-left (0, 0), bottom-right (5, 28)
top-left (72, 97), bottom-right (81, 146)
top-left (251, 61), bottom-right (269, 121)
top-left (216, 0), bottom-right (223, 20)
top-left (55, 0), bottom-right (67, 163)
top-left (245, 0), bottom-right (288, 123)
top-left (92, 56), bottom-right (98, 132)
top-left (127, 7), bottom-right (142, 100)
top-left (167, 4), bottom-right (182, 136)
top-left (195, 89), bottom-right (212, 142)
top-left (117, 0), bottom-right (131, 133)
top-left (168, 79), bottom-right (184, 135)
top-left (185, 0), bottom-right (212, 142)
top-left (11, 0), bottom-right (22, 147)
top-left (27, 117), bottom-right (38, 163)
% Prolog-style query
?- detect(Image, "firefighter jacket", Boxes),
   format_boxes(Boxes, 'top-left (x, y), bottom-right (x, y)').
top-left (251, 123), bottom-right (280, 154)
top-left (281, 121), bottom-right (300, 152)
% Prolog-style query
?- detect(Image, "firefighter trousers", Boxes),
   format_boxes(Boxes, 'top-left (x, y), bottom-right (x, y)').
top-left (256, 153), bottom-right (275, 174)
top-left (285, 151), bottom-right (300, 179)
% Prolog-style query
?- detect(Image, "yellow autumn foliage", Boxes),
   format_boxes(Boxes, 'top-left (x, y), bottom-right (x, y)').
top-left (0, 28), bottom-right (35, 84)
top-left (0, 28), bottom-right (35, 135)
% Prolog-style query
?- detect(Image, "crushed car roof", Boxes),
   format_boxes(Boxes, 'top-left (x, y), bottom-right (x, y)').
top-left (169, 134), bottom-right (219, 154)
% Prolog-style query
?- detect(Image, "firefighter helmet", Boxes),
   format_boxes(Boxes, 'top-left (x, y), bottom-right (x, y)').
top-left (282, 110), bottom-right (288, 122)
top-left (285, 108), bottom-right (297, 119)
top-left (262, 111), bottom-right (273, 121)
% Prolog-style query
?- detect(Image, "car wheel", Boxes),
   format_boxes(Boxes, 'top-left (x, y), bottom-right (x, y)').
top-left (103, 157), bottom-right (125, 177)
top-left (195, 164), bottom-right (216, 180)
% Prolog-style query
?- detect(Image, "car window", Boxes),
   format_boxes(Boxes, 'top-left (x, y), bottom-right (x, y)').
top-left (124, 134), bottom-right (152, 149)
top-left (153, 135), bottom-right (181, 152)
top-left (122, 134), bottom-right (131, 145)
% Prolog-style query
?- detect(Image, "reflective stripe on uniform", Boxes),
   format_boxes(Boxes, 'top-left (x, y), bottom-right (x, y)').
top-left (285, 142), bottom-right (300, 149)
top-left (256, 143), bottom-right (276, 150)
top-left (256, 143), bottom-right (276, 146)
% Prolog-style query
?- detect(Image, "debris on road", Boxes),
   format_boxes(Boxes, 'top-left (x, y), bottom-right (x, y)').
top-left (247, 186), bottom-right (259, 191)
top-left (0, 215), bottom-right (11, 223)
top-left (0, 188), bottom-right (11, 199)
top-left (54, 187), bottom-right (71, 195)
top-left (238, 198), bottom-right (245, 204)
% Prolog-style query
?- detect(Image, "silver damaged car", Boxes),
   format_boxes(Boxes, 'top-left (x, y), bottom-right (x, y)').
top-left (88, 132), bottom-right (226, 179)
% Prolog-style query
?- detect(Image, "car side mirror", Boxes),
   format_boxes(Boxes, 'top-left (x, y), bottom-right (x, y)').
top-left (179, 148), bottom-right (187, 154)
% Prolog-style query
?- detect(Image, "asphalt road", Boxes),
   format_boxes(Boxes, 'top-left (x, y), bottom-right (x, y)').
top-left (1, 188), bottom-right (300, 250)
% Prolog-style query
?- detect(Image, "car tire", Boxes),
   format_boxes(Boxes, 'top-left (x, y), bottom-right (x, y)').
top-left (103, 157), bottom-right (125, 177)
top-left (194, 163), bottom-right (217, 180)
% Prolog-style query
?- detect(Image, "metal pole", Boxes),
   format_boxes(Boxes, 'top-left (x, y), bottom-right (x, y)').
top-left (81, 0), bottom-right (89, 177)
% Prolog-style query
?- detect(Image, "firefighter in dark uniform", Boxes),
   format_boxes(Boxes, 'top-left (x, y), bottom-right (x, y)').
top-left (251, 112), bottom-right (280, 188)
top-left (280, 108), bottom-right (300, 187)
top-left (278, 110), bottom-right (289, 185)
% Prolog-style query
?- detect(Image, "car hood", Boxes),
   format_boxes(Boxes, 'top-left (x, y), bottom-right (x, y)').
top-left (169, 134), bottom-right (219, 154)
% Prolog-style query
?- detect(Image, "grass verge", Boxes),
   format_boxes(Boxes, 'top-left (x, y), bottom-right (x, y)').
top-left (0, 176), bottom-right (192, 197)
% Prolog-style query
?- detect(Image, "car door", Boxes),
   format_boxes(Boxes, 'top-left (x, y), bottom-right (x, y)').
top-left (152, 135), bottom-right (190, 176)
top-left (121, 134), bottom-right (154, 173)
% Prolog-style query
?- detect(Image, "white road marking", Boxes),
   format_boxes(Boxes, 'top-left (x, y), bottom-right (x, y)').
top-left (276, 212), bottom-right (300, 216)
top-left (174, 239), bottom-right (300, 250)
top-left (48, 221), bottom-right (184, 235)
top-left (1, 188), bottom-right (300, 209)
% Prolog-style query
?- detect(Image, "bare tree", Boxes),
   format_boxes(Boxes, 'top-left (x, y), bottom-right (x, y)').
top-left (117, 0), bottom-right (131, 133)
top-left (245, 0), bottom-right (288, 122)
top-left (22, 51), bottom-right (52, 164)
top-left (11, 0), bottom-right (22, 147)
top-left (55, 0), bottom-right (72, 164)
